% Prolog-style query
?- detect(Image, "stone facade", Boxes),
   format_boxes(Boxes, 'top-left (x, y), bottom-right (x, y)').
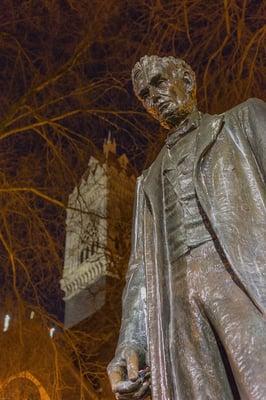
top-left (60, 133), bottom-right (136, 327)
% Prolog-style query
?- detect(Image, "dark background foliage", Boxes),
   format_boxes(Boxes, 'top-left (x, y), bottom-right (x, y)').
top-left (0, 0), bottom-right (264, 393)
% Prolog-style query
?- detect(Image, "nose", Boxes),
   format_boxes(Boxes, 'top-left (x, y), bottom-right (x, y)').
top-left (171, 84), bottom-right (186, 103)
top-left (149, 87), bottom-right (160, 104)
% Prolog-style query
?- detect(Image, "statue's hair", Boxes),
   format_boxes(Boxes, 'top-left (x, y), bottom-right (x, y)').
top-left (131, 55), bottom-right (195, 94)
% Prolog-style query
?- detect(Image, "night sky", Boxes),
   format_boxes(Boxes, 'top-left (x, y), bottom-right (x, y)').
top-left (0, 0), bottom-right (265, 319)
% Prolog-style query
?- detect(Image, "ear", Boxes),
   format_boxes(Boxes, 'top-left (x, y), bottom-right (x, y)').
top-left (183, 71), bottom-right (194, 93)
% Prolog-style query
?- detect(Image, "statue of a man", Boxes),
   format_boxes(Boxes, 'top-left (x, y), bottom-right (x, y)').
top-left (107, 55), bottom-right (266, 400)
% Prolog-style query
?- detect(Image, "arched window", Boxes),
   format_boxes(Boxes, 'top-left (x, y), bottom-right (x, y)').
top-left (80, 246), bottom-right (89, 264)
top-left (79, 217), bottom-right (99, 263)
top-left (0, 371), bottom-right (51, 400)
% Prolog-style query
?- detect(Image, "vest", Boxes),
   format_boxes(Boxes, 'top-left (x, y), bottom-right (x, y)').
top-left (163, 127), bottom-right (213, 262)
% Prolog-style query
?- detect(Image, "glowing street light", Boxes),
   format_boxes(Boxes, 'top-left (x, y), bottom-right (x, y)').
top-left (3, 314), bottom-right (11, 332)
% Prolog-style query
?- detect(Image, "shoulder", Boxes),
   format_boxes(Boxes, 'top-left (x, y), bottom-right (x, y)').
top-left (244, 97), bottom-right (265, 111)
top-left (222, 98), bottom-right (265, 152)
top-left (141, 144), bottom-right (167, 178)
top-left (224, 98), bottom-right (265, 118)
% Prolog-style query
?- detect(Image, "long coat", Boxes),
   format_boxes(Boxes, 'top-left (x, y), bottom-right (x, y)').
top-left (117, 98), bottom-right (266, 400)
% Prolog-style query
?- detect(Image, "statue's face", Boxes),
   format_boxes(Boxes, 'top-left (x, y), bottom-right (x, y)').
top-left (133, 61), bottom-right (196, 129)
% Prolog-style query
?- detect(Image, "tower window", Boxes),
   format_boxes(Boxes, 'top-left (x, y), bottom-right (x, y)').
top-left (79, 217), bottom-right (99, 264)
top-left (80, 246), bottom-right (89, 264)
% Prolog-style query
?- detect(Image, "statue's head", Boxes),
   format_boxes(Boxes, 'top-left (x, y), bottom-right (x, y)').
top-left (132, 55), bottom-right (197, 129)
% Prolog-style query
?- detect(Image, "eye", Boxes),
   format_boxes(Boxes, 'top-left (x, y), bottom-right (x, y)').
top-left (156, 79), bottom-right (166, 86)
top-left (183, 72), bottom-right (192, 86)
top-left (139, 88), bottom-right (149, 100)
top-left (151, 75), bottom-right (166, 87)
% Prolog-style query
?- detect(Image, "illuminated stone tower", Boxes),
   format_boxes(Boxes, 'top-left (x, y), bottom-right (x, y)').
top-left (60, 133), bottom-right (136, 327)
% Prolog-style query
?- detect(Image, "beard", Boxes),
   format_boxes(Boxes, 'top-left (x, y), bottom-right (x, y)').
top-left (142, 87), bottom-right (197, 130)
top-left (157, 96), bottom-right (196, 129)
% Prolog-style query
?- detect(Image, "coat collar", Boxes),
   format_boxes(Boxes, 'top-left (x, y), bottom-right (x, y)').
top-left (142, 112), bottom-right (224, 199)
top-left (166, 109), bottom-right (202, 149)
top-left (194, 113), bottom-right (224, 170)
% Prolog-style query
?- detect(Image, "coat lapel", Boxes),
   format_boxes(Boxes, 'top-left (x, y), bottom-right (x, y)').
top-left (194, 113), bottom-right (224, 172)
top-left (193, 113), bottom-right (224, 213)
top-left (142, 146), bottom-right (167, 208)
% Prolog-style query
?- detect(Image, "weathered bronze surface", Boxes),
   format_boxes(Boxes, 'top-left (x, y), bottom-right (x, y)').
top-left (107, 55), bottom-right (266, 399)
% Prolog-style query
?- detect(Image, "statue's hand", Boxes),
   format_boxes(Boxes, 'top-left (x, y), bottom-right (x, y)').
top-left (107, 346), bottom-right (150, 399)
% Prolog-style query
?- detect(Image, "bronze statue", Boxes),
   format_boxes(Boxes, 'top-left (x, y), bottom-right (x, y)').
top-left (107, 55), bottom-right (266, 400)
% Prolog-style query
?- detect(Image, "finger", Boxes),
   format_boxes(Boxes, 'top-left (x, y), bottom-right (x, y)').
top-left (124, 349), bottom-right (139, 381)
top-left (115, 378), bottom-right (142, 394)
top-left (108, 366), bottom-right (124, 392)
top-left (132, 380), bottom-right (151, 399)
top-left (115, 392), bottom-right (135, 400)
top-left (115, 381), bottom-right (150, 400)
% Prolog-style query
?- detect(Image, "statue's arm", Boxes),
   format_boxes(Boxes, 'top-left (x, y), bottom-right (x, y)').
top-left (116, 176), bottom-right (147, 359)
top-left (244, 98), bottom-right (266, 179)
top-left (107, 177), bottom-right (150, 399)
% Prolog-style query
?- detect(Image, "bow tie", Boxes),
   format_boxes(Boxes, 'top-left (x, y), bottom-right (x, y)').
top-left (166, 110), bottom-right (202, 148)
